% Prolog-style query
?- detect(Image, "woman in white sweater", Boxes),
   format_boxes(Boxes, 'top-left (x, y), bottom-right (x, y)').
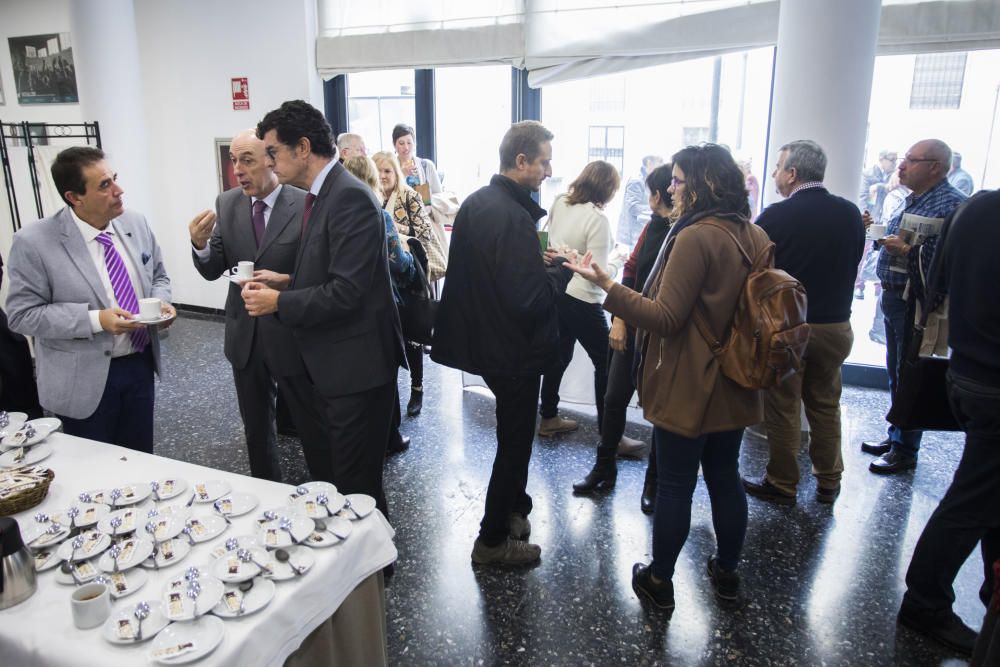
top-left (538, 161), bottom-right (623, 438)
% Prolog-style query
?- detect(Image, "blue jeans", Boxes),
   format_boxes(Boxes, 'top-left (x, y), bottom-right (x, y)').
top-left (881, 288), bottom-right (923, 456)
top-left (651, 427), bottom-right (747, 580)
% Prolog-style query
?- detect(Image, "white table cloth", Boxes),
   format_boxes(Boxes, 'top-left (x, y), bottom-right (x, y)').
top-left (0, 432), bottom-right (396, 667)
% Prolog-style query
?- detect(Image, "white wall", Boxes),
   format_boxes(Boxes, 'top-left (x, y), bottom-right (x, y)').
top-left (0, 0), bottom-right (323, 310)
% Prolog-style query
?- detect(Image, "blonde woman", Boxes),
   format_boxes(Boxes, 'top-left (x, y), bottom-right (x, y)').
top-left (372, 151), bottom-right (441, 417)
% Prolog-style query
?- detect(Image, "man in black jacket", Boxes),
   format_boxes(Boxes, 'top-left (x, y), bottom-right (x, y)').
top-left (432, 121), bottom-right (573, 566)
top-left (744, 140), bottom-right (865, 505)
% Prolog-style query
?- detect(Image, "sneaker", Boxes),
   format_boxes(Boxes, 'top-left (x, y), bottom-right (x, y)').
top-left (631, 563), bottom-right (674, 610)
top-left (742, 476), bottom-right (796, 505)
top-left (471, 537), bottom-right (541, 566)
top-left (706, 557), bottom-right (740, 601)
top-left (897, 601), bottom-right (977, 656)
top-left (538, 415), bottom-right (578, 437)
top-left (509, 513), bottom-right (531, 540)
top-left (616, 435), bottom-right (649, 458)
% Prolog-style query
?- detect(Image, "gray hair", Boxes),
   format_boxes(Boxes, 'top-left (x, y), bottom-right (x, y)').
top-left (336, 132), bottom-right (363, 150)
top-left (499, 121), bottom-right (554, 171)
top-left (780, 140), bottom-right (827, 182)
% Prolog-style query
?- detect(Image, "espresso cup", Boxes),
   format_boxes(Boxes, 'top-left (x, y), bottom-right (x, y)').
top-left (71, 582), bottom-right (111, 629)
top-left (232, 261), bottom-right (254, 280)
top-left (139, 298), bottom-right (161, 321)
top-left (868, 224), bottom-right (887, 240)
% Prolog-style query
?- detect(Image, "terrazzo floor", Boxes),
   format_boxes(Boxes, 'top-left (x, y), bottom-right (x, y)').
top-left (154, 314), bottom-right (985, 666)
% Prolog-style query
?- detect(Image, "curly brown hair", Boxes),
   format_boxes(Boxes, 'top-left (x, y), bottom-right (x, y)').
top-left (671, 144), bottom-right (750, 219)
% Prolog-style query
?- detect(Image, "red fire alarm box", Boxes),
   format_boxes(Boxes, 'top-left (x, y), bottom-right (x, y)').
top-left (232, 78), bottom-right (249, 110)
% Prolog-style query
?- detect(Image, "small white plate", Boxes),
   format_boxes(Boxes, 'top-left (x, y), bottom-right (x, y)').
top-left (103, 599), bottom-right (169, 644)
top-left (213, 492), bottom-right (258, 518)
top-left (152, 478), bottom-right (188, 501)
top-left (210, 547), bottom-right (269, 583)
top-left (301, 528), bottom-right (340, 548)
top-left (23, 518), bottom-right (71, 549)
top-left (0, 443), bottom-right (52, 468)
top-left (33, 548), bottom-right (62, 572)
top-left (191, 480), bottom-right (232, 504)
top-left (55, 559), bottom-right (102, 585)
top-left (133, 312), bottom-right (176, 326)
top-left (318, 515), bottom-right (354, 540)
top-left (257, 515), bottom-right (314, 549)
top-left (300, 481), bottom-right (338, 498)
top-left (148, 615), bottom-right (225, 664)
top-left (149, 514), bottom-right (185, 542)
top-left (63, 502), bottom-right (111, 529)
top-left (183, 514), bottom-right (227, 544)
top-left (161, 575), bottom-right (225, 622)
top-left (262, 545), bottom-right (316, 581)
top-left (227, 274), bottom-right (251, 286)
top-left (79, 488), bottom-right (113, 505)
top-left (154, 504), bottom-right (193, 523)
top-left (290, 491), bottom-right (345, 519)
top-left (97, 507), bottom-right (144, 536)
top-left (98, 536), bottom-right (155, 572)
top-left (0, 417), bottom-right (60, 448)
top-left (0, 411), bottom-right (28, 431)
top-left (104, 568), bottom-right (149, 599)
top-left (212, 577), bottom-right (275, 618)
top-left (57, 530), bottom-right (111, 562)
top-left (143, 538), bottom-right (191, 569)
top-left (340, 493), bottom-right (376, 520)
top-left (109, 483), bottom-right (153, 507)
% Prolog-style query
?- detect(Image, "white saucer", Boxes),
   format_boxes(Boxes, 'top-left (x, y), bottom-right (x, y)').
top-left (191, 480), bottom-right (232, 504)
top-left (57, 530), bottom-right (111, 562)
top-left (148, 615), bottom-right (225, 664)
top-left (103, 599), bottom-right (169, 644)
top-left (212, 577), bottom-right (275, 618)
top-left (55, 558), bottom-right (102, 584)
top-left (152, 477), bottom-right (188, 501)
top-left (33, 548), bottom-right (62, 572)
top-left (291, 491), bottom-right (345, 519)
top-left (143, 538), bottom-right (191, 569)
top-left (0, 443), bottom-right (52, 468)
top-left (23, 518), bottom-right (71, 549)
top-left (340, 493), bottom-right (376, 519)
top-left (97, 507), bottom-right (144, 536)
top-left (183, 514), bottom-right (227, 544)
top-left (299, 481), bottom-right (338, 498)
top-left (61, 502), bottom-right (111, 529)
top-left (161, 575), bottom-right (225, 622)
top-left (133, 312), bottom-right (176, 326)
top-left (108, 482), bottom-right (154, 507)
top-left (0, 417), bottom-right (60, 448)
top-left (210, 547), bottom-right (270, 583)
top-left (0, 411), bottom-right (28, 433)
top-left (213, 492), bottom-right (258, 518)
top-left (228, 274), bottom-right (252, 286)
top-left (262, 545), bottom-right (315, 580)
top-left (257, 515), bottom-right (314, 549)
top-left (98, 536), bottom-right (155, 572)
top-left (104, 568), bottom-right (149, 599)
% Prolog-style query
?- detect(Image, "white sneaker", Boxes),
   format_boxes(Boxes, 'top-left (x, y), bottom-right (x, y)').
top-left (538, 416), bottom-right (578, 437)
top-left (617, 435), bottom-right (649, 458)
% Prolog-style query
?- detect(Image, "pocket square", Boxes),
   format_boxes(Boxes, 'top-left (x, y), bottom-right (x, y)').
top-left (142, 252), bottom-right (151, 265)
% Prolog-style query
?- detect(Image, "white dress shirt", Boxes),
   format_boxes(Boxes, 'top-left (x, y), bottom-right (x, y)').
top-left (72, 209), bottom-right (145, 357)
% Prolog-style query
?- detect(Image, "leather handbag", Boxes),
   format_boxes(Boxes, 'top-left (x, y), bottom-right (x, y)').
top-left (886, 204), bottom-right (962, 432)
top-left (397, 241), bottom-right (437, 345)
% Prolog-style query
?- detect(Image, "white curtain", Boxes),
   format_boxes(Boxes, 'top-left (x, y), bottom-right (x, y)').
top-left (316, 0), bottom-right (1000, 85)
top-left (33, 145), bottom-right (69, 219)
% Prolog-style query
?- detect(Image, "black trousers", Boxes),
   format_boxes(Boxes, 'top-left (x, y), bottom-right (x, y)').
top-left (903, 370), bottom-right (1000, 613)
top-left (312, 380), bottom-right (395, 519)
top-left (600, 339), bottom-right (657, 482)
top-left (404, 341), bottom-right (423, 387)
top-left (539, 293), bottom-right (609, 431)
top-left (480, 373), bottom-right (540, 546)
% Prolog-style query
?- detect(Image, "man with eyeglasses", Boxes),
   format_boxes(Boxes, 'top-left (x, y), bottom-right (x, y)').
top-left (861, 139), bottom-right (966, 474)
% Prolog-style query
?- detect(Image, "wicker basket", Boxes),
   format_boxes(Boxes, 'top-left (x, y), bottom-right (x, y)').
top-left (0, 468), bottom-right (55, 516)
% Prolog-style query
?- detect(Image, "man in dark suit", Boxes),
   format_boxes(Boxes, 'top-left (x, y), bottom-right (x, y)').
top-left (189, 129), bottom-right (328, 482)
top-left (744, 139), bottom-right (865, 505)
top-left (243, 101), bottom-right (404, 516)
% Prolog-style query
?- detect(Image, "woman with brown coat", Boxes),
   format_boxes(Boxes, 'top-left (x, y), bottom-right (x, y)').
top-left (567, 144), bottom-right (767, 611)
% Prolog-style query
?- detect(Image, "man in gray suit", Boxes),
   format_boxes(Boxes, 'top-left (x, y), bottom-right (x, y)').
top-left (6, 147), bottom-right (174, 452)
top-left (189, 129), bottom-right (328, 482)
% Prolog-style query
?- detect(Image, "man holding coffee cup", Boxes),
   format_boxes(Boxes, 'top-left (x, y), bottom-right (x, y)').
top-left (189, 129), bottom-right (329, 483)
top-left (6, 147), bottom-right (174, 453)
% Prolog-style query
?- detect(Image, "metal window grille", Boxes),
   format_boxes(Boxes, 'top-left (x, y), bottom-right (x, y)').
top-left (910, 53), bottom-right (966, 110)
top-left (587, 125), bottom-right (624, 173)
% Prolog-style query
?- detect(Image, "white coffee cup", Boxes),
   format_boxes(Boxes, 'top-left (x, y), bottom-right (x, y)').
top-left (232, 261), bottom-right (254, 280)
top-left (71, 582), bottom-right (111, 629)
top-left (139, 297), bottom-right (161, 321)
top-left (868, 224), bottom-right (887, 240)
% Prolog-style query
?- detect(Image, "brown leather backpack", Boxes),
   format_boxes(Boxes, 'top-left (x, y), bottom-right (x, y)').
top-left (692, 220), bottom-right (810, 390)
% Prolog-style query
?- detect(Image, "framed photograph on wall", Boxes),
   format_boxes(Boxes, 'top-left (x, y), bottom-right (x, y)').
top-left (8, 32), bottom-right (79, 104)
top-left (215, 138), bottom-right (238, 194)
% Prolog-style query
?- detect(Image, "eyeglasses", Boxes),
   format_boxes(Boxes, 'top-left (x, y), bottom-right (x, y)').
top-left (670, 177), bottom-right (686, 187)
top-left (901, 155), bottom-right (937, 165)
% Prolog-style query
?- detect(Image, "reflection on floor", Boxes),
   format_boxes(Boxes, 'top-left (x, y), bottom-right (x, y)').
top-left (157, 315), bottom-right (982, 666)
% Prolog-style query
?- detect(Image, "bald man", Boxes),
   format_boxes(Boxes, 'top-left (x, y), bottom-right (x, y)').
top-left (861, 138), bottom-right (966, 474)
top-left (189, 130), bottom-right (328, 482)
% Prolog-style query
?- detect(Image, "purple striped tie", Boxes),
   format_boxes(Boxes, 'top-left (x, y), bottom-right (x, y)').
top-left (95, 232), bottom-right (149, 352)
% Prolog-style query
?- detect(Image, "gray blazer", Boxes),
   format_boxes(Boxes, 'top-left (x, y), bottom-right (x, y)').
top-left (192, 184), bottom-right (306, 375)
top-left (5, 207), bottom-right (171, 419)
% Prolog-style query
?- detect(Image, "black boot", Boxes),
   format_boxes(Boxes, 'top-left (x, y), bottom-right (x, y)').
top-left (640, 481), bottom-right (656, 515)
top-left (573, 455), bottom-right (617, 494)
top-left (406, 387), bottom-right (423, 417)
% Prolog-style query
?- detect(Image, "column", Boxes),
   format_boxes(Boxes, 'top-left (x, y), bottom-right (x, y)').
top-left (762, 0), bottom-right (882, 206)
top-left (70, 0), bottom-right (153, 220)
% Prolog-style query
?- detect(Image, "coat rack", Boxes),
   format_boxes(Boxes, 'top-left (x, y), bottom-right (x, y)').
top-left (0, 120), bottom-right (101, 233)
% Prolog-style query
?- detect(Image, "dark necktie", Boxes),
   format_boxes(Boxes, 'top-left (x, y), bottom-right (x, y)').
top-left (95, 232), bottom-right (149, 352)
top-left (252, 200), bottom-right (267, 248)
top-left (302, 193), bottom-right (316, 236)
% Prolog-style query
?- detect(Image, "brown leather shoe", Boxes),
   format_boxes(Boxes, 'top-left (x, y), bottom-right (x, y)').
top-left (742, 477), bottom-right (796, 505)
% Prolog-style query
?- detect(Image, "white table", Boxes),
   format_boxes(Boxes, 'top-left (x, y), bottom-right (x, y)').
top-left (0, 433), bottom-right (397, 666)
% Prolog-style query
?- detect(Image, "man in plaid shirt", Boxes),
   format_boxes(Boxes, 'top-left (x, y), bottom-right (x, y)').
top-left (861, 139), bottom-right (966, 474)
